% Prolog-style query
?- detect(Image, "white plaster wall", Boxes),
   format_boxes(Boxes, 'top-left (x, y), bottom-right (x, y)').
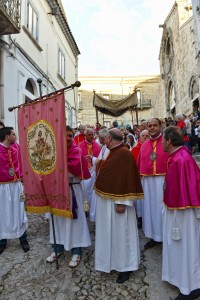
top-left (1, 0), bottom-right (79, 129)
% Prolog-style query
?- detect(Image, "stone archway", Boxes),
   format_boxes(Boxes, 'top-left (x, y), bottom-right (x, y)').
top-left (189, 75), bottom-right (199, 112)
top-left (167, 79), bottom-right (176, 118)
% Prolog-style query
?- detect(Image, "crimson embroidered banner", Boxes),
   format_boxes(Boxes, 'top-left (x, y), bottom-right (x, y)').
top-left (18, 92), bottom-right (72, 218)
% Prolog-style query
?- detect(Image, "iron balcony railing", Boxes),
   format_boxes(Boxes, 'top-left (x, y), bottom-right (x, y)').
top-left (0, 0), bottom-right (21, 35)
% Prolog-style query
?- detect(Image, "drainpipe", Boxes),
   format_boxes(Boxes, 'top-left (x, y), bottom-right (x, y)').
top-left (0, 46), bottom-right (4, 120)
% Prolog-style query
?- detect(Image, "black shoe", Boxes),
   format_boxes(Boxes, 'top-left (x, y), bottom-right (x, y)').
top-left (144, 239), bottom-right (162, 250)
top-left (0, 244), bottom-right (6, 255)
top-left (190, 289), bottom-right (200, 299)
top-left (20, 240), bottom-right (30, 252)
top-left (116, 271), bottom-right (131, 284)
top-left (137, 217), bottom-right (142, 228)
top-left (175, 293), bottom-right (192, 300)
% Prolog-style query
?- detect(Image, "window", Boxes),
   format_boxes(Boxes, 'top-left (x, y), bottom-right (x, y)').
top-left (104, 121), bottom-right (110, 128)
top-left (102, 94), bottom-right (110, 100)
top-left (78, 93), bottom-right (83, 109)
top-left (27, 2), bottom-right (38, 41)
top-left (58, 49), bottom-right (65, 79)
top-left (136, 89), bottom-right (142, 107)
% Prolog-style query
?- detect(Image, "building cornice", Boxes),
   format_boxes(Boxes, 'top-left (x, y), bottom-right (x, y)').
top-left (46, 0), bottom-right (80, 57)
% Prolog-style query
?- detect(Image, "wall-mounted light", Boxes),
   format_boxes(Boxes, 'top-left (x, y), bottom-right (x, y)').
top-left (48, 7), bottom-right (60, 16)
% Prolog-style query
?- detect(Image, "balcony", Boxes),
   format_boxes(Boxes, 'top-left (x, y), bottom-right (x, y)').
top-left (0, 0), bottom-right (21, 35)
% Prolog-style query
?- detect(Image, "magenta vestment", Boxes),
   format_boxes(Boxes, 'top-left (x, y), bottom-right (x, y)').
top-left (0, 143), bottom-right (22, 183)
top-left (67, 142), bottom-right (91, 180)
top-left (163, 146), bottom-right (200, 209)
top-left (138, 135), bottom-right (169, 175)
top-left (79, 140), bottom-right (101, 159)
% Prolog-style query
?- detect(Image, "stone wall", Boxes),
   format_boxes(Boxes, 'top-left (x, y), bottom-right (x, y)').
top-left (77, 75), bottom-right (160, 127)
top-left (156, 0), bottom-right (199, 119)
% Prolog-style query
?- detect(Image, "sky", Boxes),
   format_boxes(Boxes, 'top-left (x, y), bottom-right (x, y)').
top-left (62, 0), bottom-right (176, 76)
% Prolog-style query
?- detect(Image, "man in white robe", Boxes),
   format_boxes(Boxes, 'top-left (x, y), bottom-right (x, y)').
top-left (137, 118), bottom-right (169, 249)
top-left (162, 126), bottom-right (200, 300)
top-left (94, 128), bottom-right (143, 283)
top-left (90, 128), bottom-right (110, 222)
top-left (46, 126), bottom-right (91, 267)
top-left (0, 127), bottom-right (29, 254)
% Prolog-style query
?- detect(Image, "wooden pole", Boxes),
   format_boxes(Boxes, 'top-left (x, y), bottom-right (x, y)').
top-left (135, 105), bottom-right (139, 126)
top-left (131, 109), bottom-right (134, 128)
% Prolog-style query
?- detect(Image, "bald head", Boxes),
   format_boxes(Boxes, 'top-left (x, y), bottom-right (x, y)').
top-left (140, 129), bottom-right (149, 143)
top-left (108, 128), bottom-right (123, 141)
top-left (105, 128), bottom-right (123, 149)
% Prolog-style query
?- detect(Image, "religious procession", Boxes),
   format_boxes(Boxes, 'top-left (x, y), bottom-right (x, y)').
top-left (1, 101), bottom-right (200, 300)
top-left (1, 0), bottom-right (200, 299)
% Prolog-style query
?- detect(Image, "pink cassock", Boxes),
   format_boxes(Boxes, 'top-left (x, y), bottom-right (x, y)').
top-left (163, 146), bottom-right (200, 209)
top-left (138, 135), bottom-right (169, 175)
top-left (79, 140), bottom-right (101, 158)
top-left (0, 143), bottom-right (22, 183)
top-left (67, 142), bottom-right (91, 179)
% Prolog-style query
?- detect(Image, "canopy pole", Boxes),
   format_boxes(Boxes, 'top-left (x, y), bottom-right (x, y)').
top-left (131, 109), bottom-right (134, 128)
top-left (8, 81), bottom-right (81, 112)
top-left (95, 107), bottom-right (99, 126)
top-left (135, 105), bottom-right (139, 126)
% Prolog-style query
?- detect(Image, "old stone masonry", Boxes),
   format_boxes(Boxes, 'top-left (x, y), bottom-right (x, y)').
top-left (0, 214), bottom-right (179, 300)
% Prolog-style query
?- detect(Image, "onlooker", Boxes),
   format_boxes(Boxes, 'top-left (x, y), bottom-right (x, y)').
top-left (74, 125), bottom-right (85, 145)
top-left (175, 114), bottom-right (189, 148)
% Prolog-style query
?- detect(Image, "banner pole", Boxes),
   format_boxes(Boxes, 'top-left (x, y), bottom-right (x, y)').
top-left (51, 214), bottom-right (59, 270)
top-left (8, 81), bottom-right (81, 112)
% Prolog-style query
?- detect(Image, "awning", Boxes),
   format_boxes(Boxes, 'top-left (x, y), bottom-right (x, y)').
top-left (93, 92), bottom-right (138, 117)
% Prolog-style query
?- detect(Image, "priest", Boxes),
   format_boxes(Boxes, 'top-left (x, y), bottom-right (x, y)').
top-left (94, 128), bottom-right (143, 283)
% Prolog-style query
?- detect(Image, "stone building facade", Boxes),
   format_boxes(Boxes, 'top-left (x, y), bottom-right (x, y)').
top-left (155, 0), bottom-right (198, 119)
top-left (77, 75), bottom-right (159, 128)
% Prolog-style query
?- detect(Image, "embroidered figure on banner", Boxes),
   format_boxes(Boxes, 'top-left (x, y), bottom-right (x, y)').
top-left (27, 120), bottom-right (56, 175)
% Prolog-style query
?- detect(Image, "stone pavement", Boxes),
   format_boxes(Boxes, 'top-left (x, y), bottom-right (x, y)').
top-left (0, 213), bottom-right (182, 300)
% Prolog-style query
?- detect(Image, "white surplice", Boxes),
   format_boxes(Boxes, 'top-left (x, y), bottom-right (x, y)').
top-left (0, 181), bottom-right (28, 239)
top-left (142, 176), bottom-right (164, 242)
top-left (95, 195), bottom-right (140, 273)
top-left (90, 145), bottom-right (110, 222)
top-left (50, 174), bottom-right (91, 250)
top-left (162, 206), bottom-right (200, 295)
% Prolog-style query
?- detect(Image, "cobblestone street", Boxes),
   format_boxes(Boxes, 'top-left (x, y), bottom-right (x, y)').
top-left (0, 213), bottom-right (180, 300)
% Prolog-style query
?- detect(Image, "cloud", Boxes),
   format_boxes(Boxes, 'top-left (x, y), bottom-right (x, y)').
top-left (62, 0), bottom-right (175, 75)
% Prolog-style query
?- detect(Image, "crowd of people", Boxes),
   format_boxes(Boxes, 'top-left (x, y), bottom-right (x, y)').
top-left (0, 112), bottom-right (200, 300)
